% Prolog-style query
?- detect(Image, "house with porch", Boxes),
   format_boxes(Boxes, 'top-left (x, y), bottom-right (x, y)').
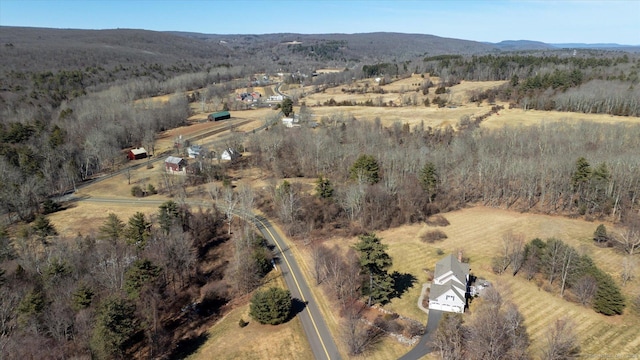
top-left (428, 253), bottom-right (470, 314)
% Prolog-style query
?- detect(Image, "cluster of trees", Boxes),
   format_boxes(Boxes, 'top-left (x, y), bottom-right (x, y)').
top-left (249, 117), bottom-right (640, 239)
top-left (493, 236), bottom-right (626, 316)
top-left (0, 201), bottom-right (244, 358)
top-left (311, 233), bottom-right (404, 355)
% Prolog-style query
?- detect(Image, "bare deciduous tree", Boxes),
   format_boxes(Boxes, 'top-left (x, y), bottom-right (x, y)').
top-left (541, 318), bottom-right (580, 360)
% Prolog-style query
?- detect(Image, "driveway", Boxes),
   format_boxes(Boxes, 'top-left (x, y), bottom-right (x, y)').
top-left (397, 309), bottom-right (443, 360)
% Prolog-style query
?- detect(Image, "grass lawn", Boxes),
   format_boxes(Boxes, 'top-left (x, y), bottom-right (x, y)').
top-left (187, 274), bottom-right (313, 360)
top-left (319, 206), bottom-right (640, 357)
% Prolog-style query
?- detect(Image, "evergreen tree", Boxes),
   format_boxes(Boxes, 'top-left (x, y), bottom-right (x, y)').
top-left (71, 283), bottom-right (95, 310)
top-left (124, 259), bottom-right (161, 299)
top-left (315, 175), bottom-right (334, 199)
top-left (592, 271), bottom-right (625, 315)
top-left (419, 162), bottom-right (438, 202)
top-left (349, 154), bottom-right (380, 185)
top-left (158, 200), bottom-right (180, 233)
top-left (354, 233), bottom-right (394, 306)
top-left (125, 212), bottom-right (151, 249)
top-left (281, 98), bottom-right (293, 117)
top-left (571, 157), bottom-right (592, 192)
top-left (249, 287), bottom-right (292, 325)
top-left (99, 213), bottom-right (125, 243)
top-left (593, 224), bottom-right (608, 243)
top-left (31, 215), bottom-right (57, 238)
top-left (91, 296), bottom-right (137, 359)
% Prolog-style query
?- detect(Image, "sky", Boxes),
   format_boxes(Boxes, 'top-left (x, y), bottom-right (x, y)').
top-left (1, 0), bottom-right (639, 45)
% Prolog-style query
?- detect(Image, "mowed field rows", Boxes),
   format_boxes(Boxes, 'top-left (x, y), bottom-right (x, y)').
top-left (320, 206), bottom-right (640, 357)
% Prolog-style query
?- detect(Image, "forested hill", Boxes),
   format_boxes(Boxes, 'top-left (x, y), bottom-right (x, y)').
top-left (170, 32), bottom-right (499, 63)
top-left (0, 26), bottom-right (232, 72)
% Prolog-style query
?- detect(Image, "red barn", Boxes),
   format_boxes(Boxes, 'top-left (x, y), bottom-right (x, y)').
top-left (165, 156), bottom-right (187, 175)
top-left (128, 147), bottom-right (148, 160)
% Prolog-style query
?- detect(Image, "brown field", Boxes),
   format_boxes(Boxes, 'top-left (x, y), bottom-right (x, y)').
top-left (316, 206), bottom-right (640, 357)
top-left (481, 107), bottom-right (640, 129)
top-left (187, 274), bottom-right (313, 360)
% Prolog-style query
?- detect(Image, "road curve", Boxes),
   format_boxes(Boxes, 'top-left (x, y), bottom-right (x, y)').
top-left (74, 197), bottom-right (341, 360)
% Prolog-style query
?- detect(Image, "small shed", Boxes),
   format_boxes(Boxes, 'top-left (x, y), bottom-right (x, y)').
top-left (128, 147), bottom-right (148, 160)
top-left (208, 111), bottom-right (231, 121)
top-left (165, 156), bottom-right (187, 175)
top-left (220, 148), bottom-right (240, 161)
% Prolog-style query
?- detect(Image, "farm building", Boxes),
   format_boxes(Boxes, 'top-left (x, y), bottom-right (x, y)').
top-left (428, 254), bottom-right (470, 314)
top-left (187, 145), bottom-right (207, 159)
top-left (282, 115), bottom-right (299, 128)
top-left (208, 111), bottom-right (231, 121)
top-left (220, 148), bottom-right (240, 161)
top-left (165, 156), bottom-right (187, 175)
top-left (128, 147), bottom-right (148, 160)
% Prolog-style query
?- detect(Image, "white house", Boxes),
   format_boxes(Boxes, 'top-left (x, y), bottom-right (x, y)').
top-left (187, 145), bottom-right (206, 159)
top-left (220, 148), bottom-right (240, 161)
top-left (281, 115), bottom-right (300, 128)
top-left (428, 254), bottom-right (470, 313)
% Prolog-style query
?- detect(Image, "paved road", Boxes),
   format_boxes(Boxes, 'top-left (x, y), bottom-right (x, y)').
top-left (250, 215), bottom-right (341, 360)
top-left (74, 196), bottom-right (341, 360)
top-left (398, 309), bottom-right (443, 360)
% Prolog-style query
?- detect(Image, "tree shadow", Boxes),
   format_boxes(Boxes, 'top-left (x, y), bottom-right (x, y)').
top-left (391, 271), bottom-right (417, 299)
top-left (287, 298), bottom-right (307, 322)
top-left (168, 332), bottom-right (209, 360)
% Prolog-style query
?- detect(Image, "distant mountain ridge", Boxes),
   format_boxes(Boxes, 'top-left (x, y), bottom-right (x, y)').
top-left (2, 26), bottom-right (639, 74)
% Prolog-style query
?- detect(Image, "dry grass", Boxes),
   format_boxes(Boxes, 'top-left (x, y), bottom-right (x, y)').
top-left (187, 274), bottom-right (313, 360)
top-left (319, 206), bottom-right (640, 357)
top-left (481, 107), bottom-right (640, 129)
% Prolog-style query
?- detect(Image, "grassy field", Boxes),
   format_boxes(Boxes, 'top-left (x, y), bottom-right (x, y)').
top-left (187, 274), bottom-right (313, 360)
top-left (318, 206), bottom-right (640, 357)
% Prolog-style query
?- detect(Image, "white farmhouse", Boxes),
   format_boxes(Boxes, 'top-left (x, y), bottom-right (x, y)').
top-left (428, 254), bottom-right (470, 313)
top-left (220, 148), bottom-right (240, 161)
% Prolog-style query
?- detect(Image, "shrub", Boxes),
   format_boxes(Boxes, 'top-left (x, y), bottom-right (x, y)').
top-left (425, 215), bottom-right (449, 226)
top-left (436, 248), bottom-right (445, 256)
top-left (421, 230), bottom-right (448, 243)
top-left (147, 183), bottom-right (157, 195)
top-left (131, 185), bottom-right (144, 197)
top-left (249, 287), bottom-right (292, 325)
top-left (238, 318), bottom-right (248, 328)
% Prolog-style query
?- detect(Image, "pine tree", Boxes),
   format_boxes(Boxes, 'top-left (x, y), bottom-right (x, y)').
top-left (99, 213), bottom-right (125, 243)
top-left (249, 287), bottom-right (292, 325)
top-left (158, 200), bottom-right (180, 233)
top-left (124, 259), bottom-right (161, 299)
top-left (91, 296), bottom-right (137, 359)
top-left (354, 233), bottom-right (394, 306)
top-left (315, 175), bottom-right (334, 199)
top-left (592, 271), bottom-right (625, 315)
top-left (593, 224), bottom-right (608, 243)
top-left (419, 162), bottom-right (438, 202)
top-left (125, 212), bottom-right (151, 249)
top-left (349, 154), bottom-right (380, 185)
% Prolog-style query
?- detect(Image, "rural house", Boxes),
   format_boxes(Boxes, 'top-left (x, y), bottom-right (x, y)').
top-left (208, 110), bottom-right (231, 121)
top-left (128, 147), bottom-right (147, 160)
top-left (428, 253), bottom-right (470, 313)
top-left (164, 156), bottom-right (187, 175)
top-left (187, 144), bottom-right (206, 159)
top-left (220, 148), bottom-right (240, 161)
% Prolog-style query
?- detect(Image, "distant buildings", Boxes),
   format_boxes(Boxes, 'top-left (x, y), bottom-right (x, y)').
top-left (164, 156), bottom-right (187, 175)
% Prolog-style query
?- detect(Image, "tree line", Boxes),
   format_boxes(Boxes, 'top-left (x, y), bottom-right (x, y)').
top-left (248, 117), bottom-right (640, 240)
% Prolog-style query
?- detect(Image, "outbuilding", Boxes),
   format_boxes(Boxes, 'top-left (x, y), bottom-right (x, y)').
top-left (128, 147), bottom-right (148, 160)
top-left (220, 148), bottom-right (240, 161)
top-left (208, 111), bottom-right (231, 121)
top-left (165, 156), bottom-right (187, 175)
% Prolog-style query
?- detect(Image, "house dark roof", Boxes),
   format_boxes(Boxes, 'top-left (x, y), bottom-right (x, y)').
top-left (210, 110), bottom-right (230, 118)
top-left (434, 254), bottom-right (470, 280)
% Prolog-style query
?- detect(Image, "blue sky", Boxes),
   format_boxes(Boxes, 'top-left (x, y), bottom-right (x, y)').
top-left (1, 0), bottom-right (639, 44)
